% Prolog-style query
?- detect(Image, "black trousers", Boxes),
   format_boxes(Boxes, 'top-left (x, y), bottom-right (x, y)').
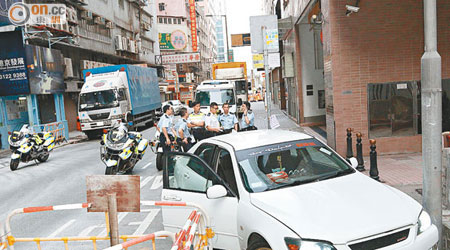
top-left (177, 138), bottom-right (193, 152)
top-left (159, 135), bottom-right (175, 153)
top-left (192, 128), bottom-right (207, 141)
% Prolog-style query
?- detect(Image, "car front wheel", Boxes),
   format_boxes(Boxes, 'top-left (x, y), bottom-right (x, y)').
top-left (248, 240), bottom-right (271, 250)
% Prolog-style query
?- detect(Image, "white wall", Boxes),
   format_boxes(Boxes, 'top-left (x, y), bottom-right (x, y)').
top-left (299, 21), bottom-right (325, 118)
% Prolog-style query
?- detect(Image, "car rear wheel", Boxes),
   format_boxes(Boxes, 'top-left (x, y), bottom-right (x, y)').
top-left (248, 240), bottom-right (271, 250)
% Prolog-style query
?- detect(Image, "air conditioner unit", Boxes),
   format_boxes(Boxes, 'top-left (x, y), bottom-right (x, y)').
top-left (115, 35), bottom-right (124, 50)
top-left (64, 58), bottom-right (74, 78)
top-left (122, 37), bottom-right (128, 51)
top-left (142, 22), bottom-right (150, 31)
top-left (106, 21), bottom-right (114, 29)
top-left (68, 25), bottom-right (78, 35)
top-left (129, 40), bottom-right (136, 53)
top-left (94, 16), bottom-right (105, 25)
top-left (81, 10), bottom-right (93, 20)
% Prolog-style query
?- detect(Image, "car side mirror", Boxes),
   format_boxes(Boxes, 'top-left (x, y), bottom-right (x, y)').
top-left (349, 157), bottom-right (358, 168)
top-left (206, 185), bottom-right (228, 199)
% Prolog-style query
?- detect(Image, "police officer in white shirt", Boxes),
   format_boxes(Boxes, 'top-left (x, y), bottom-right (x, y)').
top-left (205, 102), bottom-right (223, 138)
top-left (157, 105), bottom-right (176, 152)
top-left (240, 101), bottom-right (256, 131)
top-left (188, 101), bottom-right (206, 141)
top-left (219, 102), bottom-right (238, 134)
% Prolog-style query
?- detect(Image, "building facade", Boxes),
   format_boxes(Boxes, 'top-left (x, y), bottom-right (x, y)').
top-left (277, 0), bottom-right (450, 155)
top-left (0, 0), bottom-right (161, 149)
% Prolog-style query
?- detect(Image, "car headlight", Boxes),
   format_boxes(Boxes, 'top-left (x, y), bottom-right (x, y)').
top-left (111, 114), bottom-right (123, 119)
top-left (285, 237), bottom-right (336, 250)
top-left (418, 210), bottom-right (432, 235)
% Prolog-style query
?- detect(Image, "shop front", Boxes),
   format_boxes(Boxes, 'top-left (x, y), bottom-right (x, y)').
top-left (0, 29), bottom-right (68, 149)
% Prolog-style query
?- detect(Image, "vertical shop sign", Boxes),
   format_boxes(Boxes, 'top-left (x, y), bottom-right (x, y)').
top-left (189, 0), bottom-right (198, 52)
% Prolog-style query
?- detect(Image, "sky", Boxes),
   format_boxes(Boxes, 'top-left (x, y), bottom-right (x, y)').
top-left (225, 0), bottom-right (264, 74)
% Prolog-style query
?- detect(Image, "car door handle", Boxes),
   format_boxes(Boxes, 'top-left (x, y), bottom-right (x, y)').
top-left (184, 173), bottom-right (190, 179)
top-left (163, 195), bottom-right (182, 201)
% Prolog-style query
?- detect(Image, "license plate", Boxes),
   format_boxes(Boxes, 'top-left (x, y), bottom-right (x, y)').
top-left (157, 147), bottom-right (163, 153)
top-left (97, 122), bottom-right (104, 126)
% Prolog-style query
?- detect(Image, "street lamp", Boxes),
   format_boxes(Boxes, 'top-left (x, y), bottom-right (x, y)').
top-left (206, 14), bottom-right (229, 62)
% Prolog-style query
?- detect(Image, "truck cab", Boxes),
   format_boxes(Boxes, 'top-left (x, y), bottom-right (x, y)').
top-left (78, 70), bottom-right (128, 139)
top-left (195, 81), bottom-right (238, 114)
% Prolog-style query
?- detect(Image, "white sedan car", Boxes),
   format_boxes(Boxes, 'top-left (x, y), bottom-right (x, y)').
top-left (161, 130), bottom-right (438, 250)
top-left (162, 100), bottom-right (183, 115)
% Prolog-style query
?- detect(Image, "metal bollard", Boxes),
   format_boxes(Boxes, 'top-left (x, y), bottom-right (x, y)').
top-left (369, 139), bottom-right (380, 181)
top-left (346, 128), bottom-right (353, 161)
top-left (355, 132), bottom-right (365, 172)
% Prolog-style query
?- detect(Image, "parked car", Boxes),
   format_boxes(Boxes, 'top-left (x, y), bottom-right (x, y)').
top-left (161, 130), bottom-right (438, 250)
top-left (162, 100), bottom-right (183, 115)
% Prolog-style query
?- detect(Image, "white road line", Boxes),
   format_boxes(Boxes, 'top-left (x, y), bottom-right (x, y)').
top-left (48, 219), bottom-right (75, 238)
top-left (97, 212), bottom-right (128, 236)
top-left (150, 175), bottom-right (163, 190)
top-left (140, 176), bottom-right (155, 189)
top-left (79, 225), bottom-right (104, 237)
top-left (128, 222), bottom-right (141, 226)
top-left (133, 209), bottom-right (160, 235)
top-left (142, 162), bottom-right (152, 170)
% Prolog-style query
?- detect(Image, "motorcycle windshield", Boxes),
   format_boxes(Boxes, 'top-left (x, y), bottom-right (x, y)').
top-left (107, 130), bottom-right (128, 144)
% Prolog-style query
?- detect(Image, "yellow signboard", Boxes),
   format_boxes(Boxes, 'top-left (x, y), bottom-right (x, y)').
top-left (252, 54), bottom-right (264, 69)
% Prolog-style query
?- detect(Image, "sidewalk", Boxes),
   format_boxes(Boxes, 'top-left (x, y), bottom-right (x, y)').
top-left (0, 130), bottom-right (88, 160)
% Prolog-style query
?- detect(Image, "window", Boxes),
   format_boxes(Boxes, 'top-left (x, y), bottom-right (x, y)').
top-left (159, 3), bottom-right (165, 11)
top-left (313, 28), bottom-right (324, 70)
top-left (168, 18), bottom-right (172, 24)
top-left (118, 89), bottom-right (127, 101)
top-left (119, 0), bottom-right (124, 8)
top-left (215, 148), bottom-right (238, 196)
top-left (163, 18), bottom-right (167, 24)
top-left (159, 17), bottom-right (163, 23)
top-left (194, 144), bottom-right (216, 165)
top-left (178, 19), bottom-right (181, 24)
top-left (165, 154), bottom-right (221, 192)
top-left (235, 139), bottom-right (354, 193)
top-left (368, 82), bottom-right (419, 138)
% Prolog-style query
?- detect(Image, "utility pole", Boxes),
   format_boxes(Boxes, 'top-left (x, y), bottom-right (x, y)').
top-left (422, 0), bottom-right (442, 247)
top-left (262, 26), bottom-right (271, 129)
top-left (223, 15), bottom-right (229, 63)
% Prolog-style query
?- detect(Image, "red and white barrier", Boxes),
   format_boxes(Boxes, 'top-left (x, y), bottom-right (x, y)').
top-left (183, 213), bottom-right (201, 250)
top-left (171, 210), bottom-right (197, 250)
top-left (103, 231), bottom-right (175, 250)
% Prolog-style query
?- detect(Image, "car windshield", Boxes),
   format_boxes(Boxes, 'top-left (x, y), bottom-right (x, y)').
top-left (79, 90), bottom-right (118, 111)
top-left (235, 139), bottom-right (354, 193)
top-left (195, 89), bottom-right (235, 106)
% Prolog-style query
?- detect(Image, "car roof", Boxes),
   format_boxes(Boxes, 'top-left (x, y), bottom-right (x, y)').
top-left (206, 129), bottom-right (313, 151)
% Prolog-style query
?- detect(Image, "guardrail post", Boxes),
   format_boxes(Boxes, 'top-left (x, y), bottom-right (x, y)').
top-left (369, 139), bottom-right (380, 181)
top-left (107, 194), bottom-right (119, 246)
top-left (355, 132), bottom-right (365, 172)
top-left (346, 128), bottom-right (353, 161)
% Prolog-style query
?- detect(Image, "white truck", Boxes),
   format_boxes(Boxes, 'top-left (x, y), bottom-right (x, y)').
top-left (79, 65), bottom-right (161, 139)
top-left (194, 62), bottom-right (248, 116)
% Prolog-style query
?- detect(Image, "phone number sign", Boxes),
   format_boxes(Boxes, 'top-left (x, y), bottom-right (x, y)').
top-left (0, 30), bottom-right (30, 96)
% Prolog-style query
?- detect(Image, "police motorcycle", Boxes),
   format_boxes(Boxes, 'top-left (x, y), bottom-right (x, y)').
top-left (8, 124), bottom-right (55, 171)
top-left (100, 121), bottom-right (149, 175)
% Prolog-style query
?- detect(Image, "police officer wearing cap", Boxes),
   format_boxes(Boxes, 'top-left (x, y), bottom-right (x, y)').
top-left (219, 102), bottom-right (238, 134)
top-left (175, 107), bottom-right (193, 152)
top-left (158, 105), bottom-right (177, 152)
top-left (188, 101), bottom-right (206, 141)
top-left (205, 102), bottom-right (223, 138)
top-left (239, 101), bottom-right (256, 131)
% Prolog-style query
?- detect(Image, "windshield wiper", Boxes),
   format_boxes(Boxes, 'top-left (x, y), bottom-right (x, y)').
top-left (316, 168), bottom-right (354, 182)
top-left (268, 178), bottom-right (317, 191)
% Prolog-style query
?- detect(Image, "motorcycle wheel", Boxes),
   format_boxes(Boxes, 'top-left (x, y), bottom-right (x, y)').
top-left (156, 153), bottom-right (163, 171)
top-left (105, 166), bottom-right (118, 175)
top-left (10, 159), bottom-right (19, 171)
top-left (37, 152), bottom-right (50, 162)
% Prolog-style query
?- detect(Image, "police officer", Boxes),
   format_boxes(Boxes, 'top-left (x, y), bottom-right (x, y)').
top-left (205, 102), bottom-right (223, 138)
top-left (158, 105), bottom-right (177, 152)
top-left (219, 102), bottom-right (238, 134)
top-left (239, 101), bottom-right (256, 131)
top-left (175, 107), bottom-right (193, 152)
top-left (188, 101), bottom-right (206, 141)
